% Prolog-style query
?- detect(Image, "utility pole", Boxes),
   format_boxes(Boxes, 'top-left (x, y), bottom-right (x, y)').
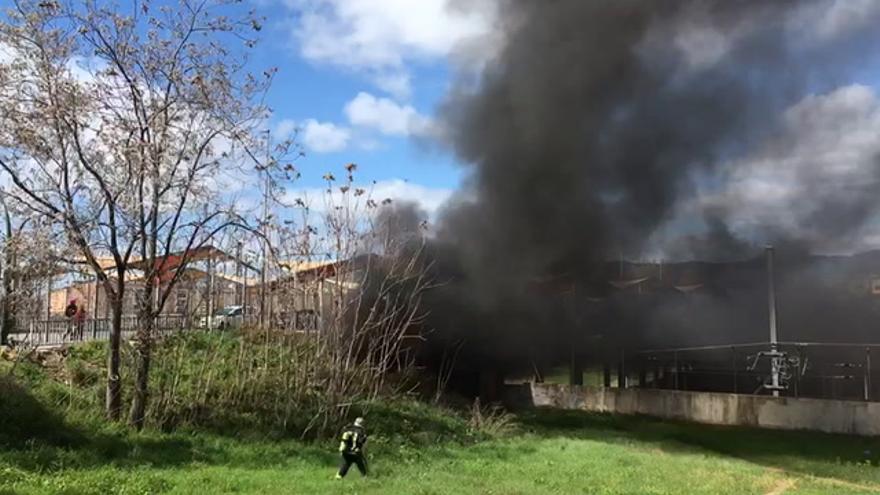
top-left (258, 130), bottom-right (270, 330)
top-left (206, 255), bottom-right (214, 330)
top-left (766, 245), bottom-right (781, 397)
top-left (235, 241), bottom-right (243, 308)
top-left (568, 285), bottom-right (583, 386)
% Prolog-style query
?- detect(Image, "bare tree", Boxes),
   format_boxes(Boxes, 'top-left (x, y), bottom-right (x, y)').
top-left (272, 166), bottom-right (434, 435)
top-left (0, 194), bottom-right (59, 345)
top-left (126, 165), bottom-right (432, 436)
top-left (0, 0), bottom-right (280, 423)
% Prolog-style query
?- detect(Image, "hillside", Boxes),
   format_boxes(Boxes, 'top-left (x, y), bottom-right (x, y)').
top-left (3, 338), bottom-right (880, 494)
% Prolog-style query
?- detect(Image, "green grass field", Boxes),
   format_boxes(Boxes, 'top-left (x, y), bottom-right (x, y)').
top-left (4, 341), bottom-right (880, 494)
top-left (4, 398), bottom-right (880, 494)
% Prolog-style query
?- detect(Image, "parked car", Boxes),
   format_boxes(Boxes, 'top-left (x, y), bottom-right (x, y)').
top-left (273, 309), bottom-right (320, 331)
top-left (199, 305), bottom-right (247, 330)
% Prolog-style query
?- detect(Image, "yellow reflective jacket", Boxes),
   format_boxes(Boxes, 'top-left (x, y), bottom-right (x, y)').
top-left (338, 426), bottom-right (367, 454)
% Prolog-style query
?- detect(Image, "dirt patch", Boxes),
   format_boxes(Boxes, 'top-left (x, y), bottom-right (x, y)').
top-left (765, 466), bottom-right (880, 494)
top-left (764, 478), bottom-right (795, 495)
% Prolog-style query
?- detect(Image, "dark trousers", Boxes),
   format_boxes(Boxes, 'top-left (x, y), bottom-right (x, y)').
top-left (338, 452), bottom-right (367, 477)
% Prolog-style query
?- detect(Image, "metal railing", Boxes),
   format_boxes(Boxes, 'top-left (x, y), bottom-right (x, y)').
top-left (630, 341), bottom-right (880, 402)
top-left (8, 311), bottom-right (321, 347)
top-left (9, 314), bottom-right (192, 347)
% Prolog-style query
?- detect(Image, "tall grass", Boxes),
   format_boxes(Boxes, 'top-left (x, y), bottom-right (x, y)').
top-left (6, 330), bottom-right (426, 439)
top-left (146, 328), bottom-right (377, 437)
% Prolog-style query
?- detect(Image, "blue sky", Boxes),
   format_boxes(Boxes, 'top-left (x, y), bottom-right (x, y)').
top-left (0, 0), bottom-right (487, 238)
top-left (235, 0), bottom-right (497, 215)
top-left (8, 0), bottom-right (880, 255)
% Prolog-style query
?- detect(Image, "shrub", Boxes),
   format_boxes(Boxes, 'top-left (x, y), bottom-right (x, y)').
top-left (467, 398), bottom-right (515, 438)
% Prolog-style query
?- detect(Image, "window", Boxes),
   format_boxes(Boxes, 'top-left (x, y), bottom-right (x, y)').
top-left (124, 291), bottom-right (137, 313)
top-left (175, 291), bottom-right (188, 314)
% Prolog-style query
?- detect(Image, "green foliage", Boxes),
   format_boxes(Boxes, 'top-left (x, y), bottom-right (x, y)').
top-left (143, 330), bottom-right (337, 436)
top-left (356, 400), bottom-right (486, 456)
top-left (2, 401), bottom-right (880, 493)
top-left (466, 398), bottom-right (515, 438)
top-left (66, 342), bottom-right (109, 368)
top-left (6, 341), bottom-right (880, 493)
top-left (67, 360), bottom-right (100, 388)
top-left (6, 331), bottom-right (384, 438)
top-left (0, 375), bottom-right (83, 448)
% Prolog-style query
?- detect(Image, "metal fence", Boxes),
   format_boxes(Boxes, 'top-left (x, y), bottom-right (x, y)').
top-left (631, 341), bottom-right (880, 402)
top-left (8, 314), bottom-right (192, 347)
top-left (8, 312), bottom-right (320, 347)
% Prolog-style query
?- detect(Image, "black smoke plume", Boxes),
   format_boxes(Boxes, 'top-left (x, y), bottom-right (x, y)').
top-left (413, 1), bottom-right (880, 380)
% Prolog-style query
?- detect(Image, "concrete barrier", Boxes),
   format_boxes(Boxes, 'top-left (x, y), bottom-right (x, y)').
top-left (505, 383), bottom-right (880, 436)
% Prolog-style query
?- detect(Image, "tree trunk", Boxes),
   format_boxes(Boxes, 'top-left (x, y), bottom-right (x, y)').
top-left (0, 295), bottom-right (7, 346)
top-left (0, 270), bottom-right (8, 345)
top-left (0, 210), bottom-right (13, 346)
top-left (129, 319), bottom-right (152, 429)
top-left (129, 286), bottom-right (155, 429)
top-left (2, 253), bottom-right (15, 345)
top-left (106, 301), bottom-right (123, 420)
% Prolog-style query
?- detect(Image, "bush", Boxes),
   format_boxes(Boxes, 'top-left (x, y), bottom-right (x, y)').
top-left (138, 330), bottom-right (400, 438)
top-left (3, 331), bottom-right (513, 445)
top-left (68, 360), bottom-right (100, 388)
top-left (467, 398), bottom-right (515, 438)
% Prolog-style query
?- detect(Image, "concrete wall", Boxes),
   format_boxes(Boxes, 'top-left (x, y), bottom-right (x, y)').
top-left (506, 383), bottom-right (880, 436)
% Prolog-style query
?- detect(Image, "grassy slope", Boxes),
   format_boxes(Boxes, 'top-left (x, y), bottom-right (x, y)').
top-left (4, 348), bottom-right (880, 494)
top-left (4, 404), bottom-right (880, 494)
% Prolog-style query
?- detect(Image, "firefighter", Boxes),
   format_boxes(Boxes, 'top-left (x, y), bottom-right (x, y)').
top-left (335, 417), bottom-right (368, 479)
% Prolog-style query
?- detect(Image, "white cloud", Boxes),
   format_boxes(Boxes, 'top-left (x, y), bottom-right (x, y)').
top-left (302, 119), bottom-right (351, 153)
top-left (274, 118), bottom-right (351, 153)
top-left (788, 0), bottom-right (880, 43)
top-left (287, 178), bottom-right (453, 218)
top-left (284, 0), bottom-right (494, 98)
top-left (370, 179), bottom-right (453, 216)
top-left (344, 92), bottom-right (432, 137)
top-left (371, 71), bottom-right (412, 101)
top-left (275, 119), bottom-right (298, 139)
top-left (686, 84), bottom-right (880, 253)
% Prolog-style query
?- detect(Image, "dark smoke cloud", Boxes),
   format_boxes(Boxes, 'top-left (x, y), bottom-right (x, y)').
top-left (373, 201), bottom-right (428, 250)
top-left (441, 0), bottom-right (880, 265)
top-left (415, 0), bottom-right (880, 375)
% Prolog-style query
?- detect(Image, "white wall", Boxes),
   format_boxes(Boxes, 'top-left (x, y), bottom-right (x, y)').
top-left (509, 383), bottom-right (880, 436)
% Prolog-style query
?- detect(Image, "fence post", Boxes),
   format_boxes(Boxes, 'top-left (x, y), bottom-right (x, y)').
top-left (638, 357), bottom-right (646, 388)
top-left (603, 362), bottom-right (611, 388)
top-left (652, 357), bottom-right (660, 389)
top-left (866, 347), bottom-right (872, 402)
top-left (795, 346), bottom-right (803, 398)
top-left (673, 351), bottom-right (679, 390)
top-left (732, 346), bottom-right (737, 394)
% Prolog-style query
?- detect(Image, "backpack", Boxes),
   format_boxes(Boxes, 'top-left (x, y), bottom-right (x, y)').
top-left (340, 426), bottom-right (366, 454)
